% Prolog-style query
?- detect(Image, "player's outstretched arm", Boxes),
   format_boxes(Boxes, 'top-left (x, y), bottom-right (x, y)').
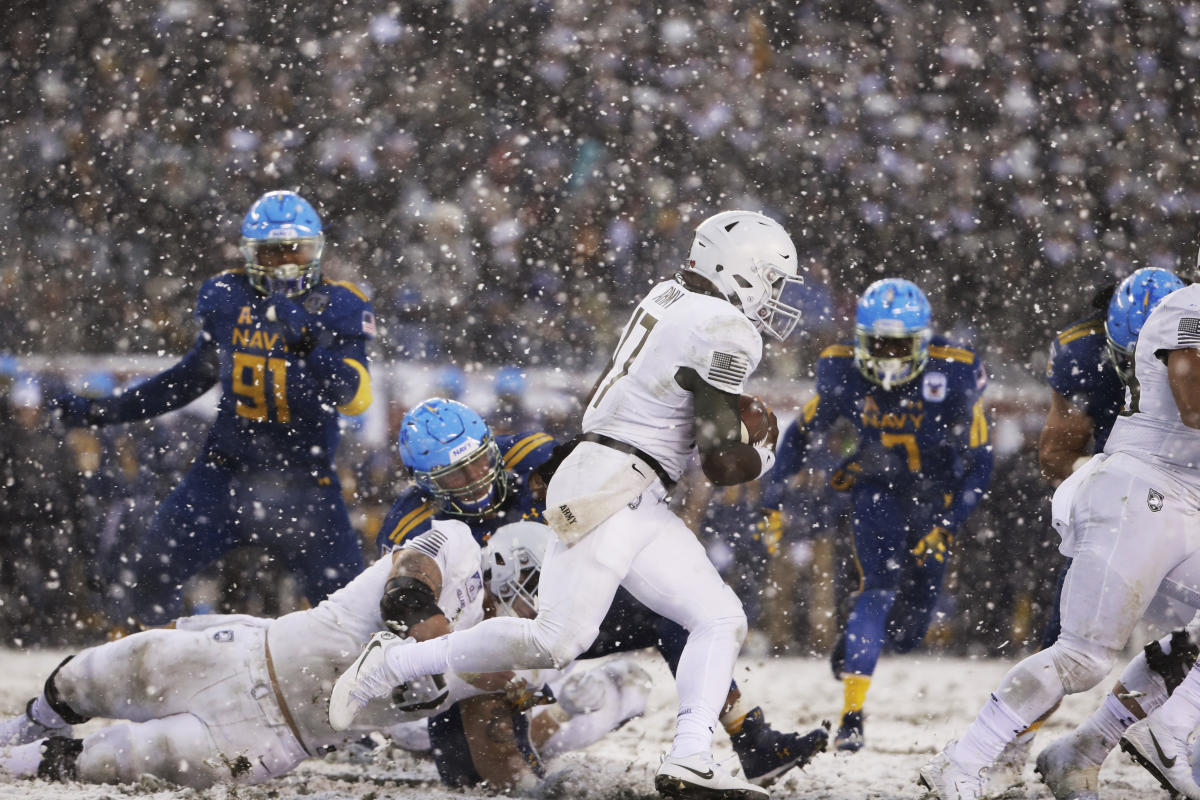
top-left (49, 334), bottom-right (218, 427)
top-left (1038, 391), bottom-right (1095, 485)
top-left (678, 367), bottom-right (775, 486)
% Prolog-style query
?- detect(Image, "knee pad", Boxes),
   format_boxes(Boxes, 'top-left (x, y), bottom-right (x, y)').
top-left (1050, 635), bottom-right (1120, 694)
top-left (44, 656), bottom-right (91, 725)
top-left (688, 612), bottom-right (748, 650)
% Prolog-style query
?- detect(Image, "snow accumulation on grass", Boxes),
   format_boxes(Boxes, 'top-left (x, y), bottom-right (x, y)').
top-left (0, 647), bottom-right (1168, 800)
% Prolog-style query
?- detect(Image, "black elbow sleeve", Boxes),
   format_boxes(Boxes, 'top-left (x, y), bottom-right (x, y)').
top-left (380, 576), bottom-right (443, 635)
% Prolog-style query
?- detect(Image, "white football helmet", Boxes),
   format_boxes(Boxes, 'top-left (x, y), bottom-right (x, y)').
top-left (483, 521), bottom-right (553, 617)
top-left (686, 210), bottom-right (804, 340)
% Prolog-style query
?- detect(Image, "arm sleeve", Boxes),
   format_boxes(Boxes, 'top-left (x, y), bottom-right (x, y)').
top-left (943, 364), bottom-right (994, 531)
top-left (89, 333), bottom-right (219, 424)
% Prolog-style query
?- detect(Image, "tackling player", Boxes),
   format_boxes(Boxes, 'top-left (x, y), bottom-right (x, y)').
top-left (330, 210), bottom-right (815, 799)
top-left (766, 278), bottom-right (993, 752)
top-left (372, 397), bottom-right (827, 788)
top-left (0, 518), bottom-right (563, 788)
top-left (921, 279), bottom-right (1200, 799)
top-left (49, 191), bottom-right (374, 626)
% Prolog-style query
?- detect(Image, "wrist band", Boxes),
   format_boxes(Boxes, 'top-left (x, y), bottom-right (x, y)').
top-left (754, 445), bottom-right (776, 479)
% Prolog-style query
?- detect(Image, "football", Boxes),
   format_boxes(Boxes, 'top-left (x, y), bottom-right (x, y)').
top-left (738, 394), bottom-right (778, 447)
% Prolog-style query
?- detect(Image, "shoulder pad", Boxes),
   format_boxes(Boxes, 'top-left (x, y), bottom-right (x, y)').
top-left (500, 432), bottom-right (556, 472)
top-left (383, 497), bottom-right (439, 549)
top-left (195, 271), bottom-right (248, 318)
top-left (928, 344), bottom-right (976, 366)
top-left (1055, 319), bottom-right (1105, 347)
top-left (323, 278), bottom-right (370, 303)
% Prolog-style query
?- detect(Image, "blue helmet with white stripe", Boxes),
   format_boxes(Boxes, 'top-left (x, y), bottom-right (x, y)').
top-left (1106, 267), bottom-right (1184, 385)
top-left (240, 190), bottom-right (324, 297)
top-left (397, 398), bottom-right (507, 516)
top-left (854, 278), bottom-right (933, 389)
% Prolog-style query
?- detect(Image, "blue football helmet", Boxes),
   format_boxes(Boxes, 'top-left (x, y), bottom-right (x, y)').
top-left (397, 398), bottom-right (508, 517)
top-left (240, 190), bottom-right (325, 297)
top-left (854, 278), bottom-right (933, 389)
top-left (1106, 267), bottom-right (1184, 385)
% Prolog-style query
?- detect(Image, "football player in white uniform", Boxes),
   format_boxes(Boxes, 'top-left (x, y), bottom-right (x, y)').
top-left (0, 519), bottom-right (557, 789)
top-left (328, 210), bottom-right (808, 799)
top-left (921, 281), bottom-right (1200, 800)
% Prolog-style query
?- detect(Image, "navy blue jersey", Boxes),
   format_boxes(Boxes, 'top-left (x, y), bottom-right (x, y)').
top-left (771, 336), bottom-right (993, 532)
top-left (92, 271), bottom-right (374, 472)
top-left (1045, 314), bottom-right (1125, 450)
top-left (378, 432), bottom-right (557, 553)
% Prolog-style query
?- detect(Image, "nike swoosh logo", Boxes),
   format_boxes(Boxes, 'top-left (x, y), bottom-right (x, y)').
top-left (1150, 729), bottom-right (1177, 768)
top-left (677, 764), bottom-right (715, 780)
top-left (355, 640), bottom-right (382, 680)
top-left (632, 464), bottom-right (645, 478)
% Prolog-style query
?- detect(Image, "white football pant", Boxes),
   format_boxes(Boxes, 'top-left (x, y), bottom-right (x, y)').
top-left (442, 448), bottom-right (746, 758)
top-left (55, 624), bottom-right (307, 787)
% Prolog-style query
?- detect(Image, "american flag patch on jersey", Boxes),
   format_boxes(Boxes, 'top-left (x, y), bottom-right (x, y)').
top-left (362, 310), bottom-right (377, 338)
top-left (1178, 317), bottom-right (1200, 345)
top-left (403, 529), bottom-right (446, 559)
top-left (708, 351), bottom-right (749, 389)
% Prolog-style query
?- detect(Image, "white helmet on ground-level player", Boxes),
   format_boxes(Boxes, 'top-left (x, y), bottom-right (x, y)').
top-left (686, 210), bottom-right (804, 341)
top-left (483, 521), bottom-right (552, 618)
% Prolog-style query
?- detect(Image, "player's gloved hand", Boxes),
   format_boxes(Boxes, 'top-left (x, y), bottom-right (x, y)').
top-left (46, 390), bottom-right (96, 427)
top-left (267, 292), bottom-right (315, 354)
top-left (503, 676), bottom-right (556, 711)
top-left (910, 526), bottom-right (953, 566)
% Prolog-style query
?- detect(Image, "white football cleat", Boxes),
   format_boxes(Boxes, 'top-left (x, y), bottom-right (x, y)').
top-left (984, 730), bottom-right (1032, 795)
top-left (328, 631), bottom-right (406, 731)
top-left (1120, 716), bottom-right (1200, 800)
top-left (1034, 735), bottom-right (1099, 800)
top-left (918, 742), bottom-right (984, 800)
top-left (654, 752), bottom-right (768, 799)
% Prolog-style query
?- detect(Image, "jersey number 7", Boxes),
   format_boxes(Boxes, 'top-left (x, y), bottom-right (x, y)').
top-left (233, 352), bottom-right (291, 423)
top-left (588, 309), bottom-right (659, 410)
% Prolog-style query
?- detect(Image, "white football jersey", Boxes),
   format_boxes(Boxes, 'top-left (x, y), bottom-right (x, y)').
top-left (266, 519), bottom-right (486, 749)
top-left (1104, 283), bottom-right (1200, 482)
top-left (582, 278), bottom-right (762, 480)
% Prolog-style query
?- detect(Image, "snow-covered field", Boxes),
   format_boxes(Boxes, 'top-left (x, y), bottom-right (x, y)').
top-left (0, 647), bottom-right (1169, 800)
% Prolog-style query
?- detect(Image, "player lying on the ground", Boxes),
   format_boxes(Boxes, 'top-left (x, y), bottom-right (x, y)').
top-left (0, 519), bottom-right (626, 790)
top-left (920, 279), bottom-right (1200, 800)
top-left (374, 397), bottom-right (828, 788)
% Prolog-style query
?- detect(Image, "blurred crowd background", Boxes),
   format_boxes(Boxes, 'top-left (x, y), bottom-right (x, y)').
top-left (2, 0), bottom-right (1192, 655)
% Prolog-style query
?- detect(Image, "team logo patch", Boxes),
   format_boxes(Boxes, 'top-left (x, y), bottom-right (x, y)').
top-left (1148, 488), bottom-right (1165, 512)
top-left (213, 629), bottom-right (234, 643)
top-left (922, 371), bottom-right (948, 402)
top-left (304, 292), bottom-right (329, 314)
top-left (465, 571), bottom-right (482, 602)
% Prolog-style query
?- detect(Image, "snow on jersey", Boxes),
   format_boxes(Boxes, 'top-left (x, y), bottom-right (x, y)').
top-left (1105, 283), bottom-right (1200, 479)
top-left (265, 519), bottom-right (485, 749)
top-left (582, 278), bottom-right (762, 480)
